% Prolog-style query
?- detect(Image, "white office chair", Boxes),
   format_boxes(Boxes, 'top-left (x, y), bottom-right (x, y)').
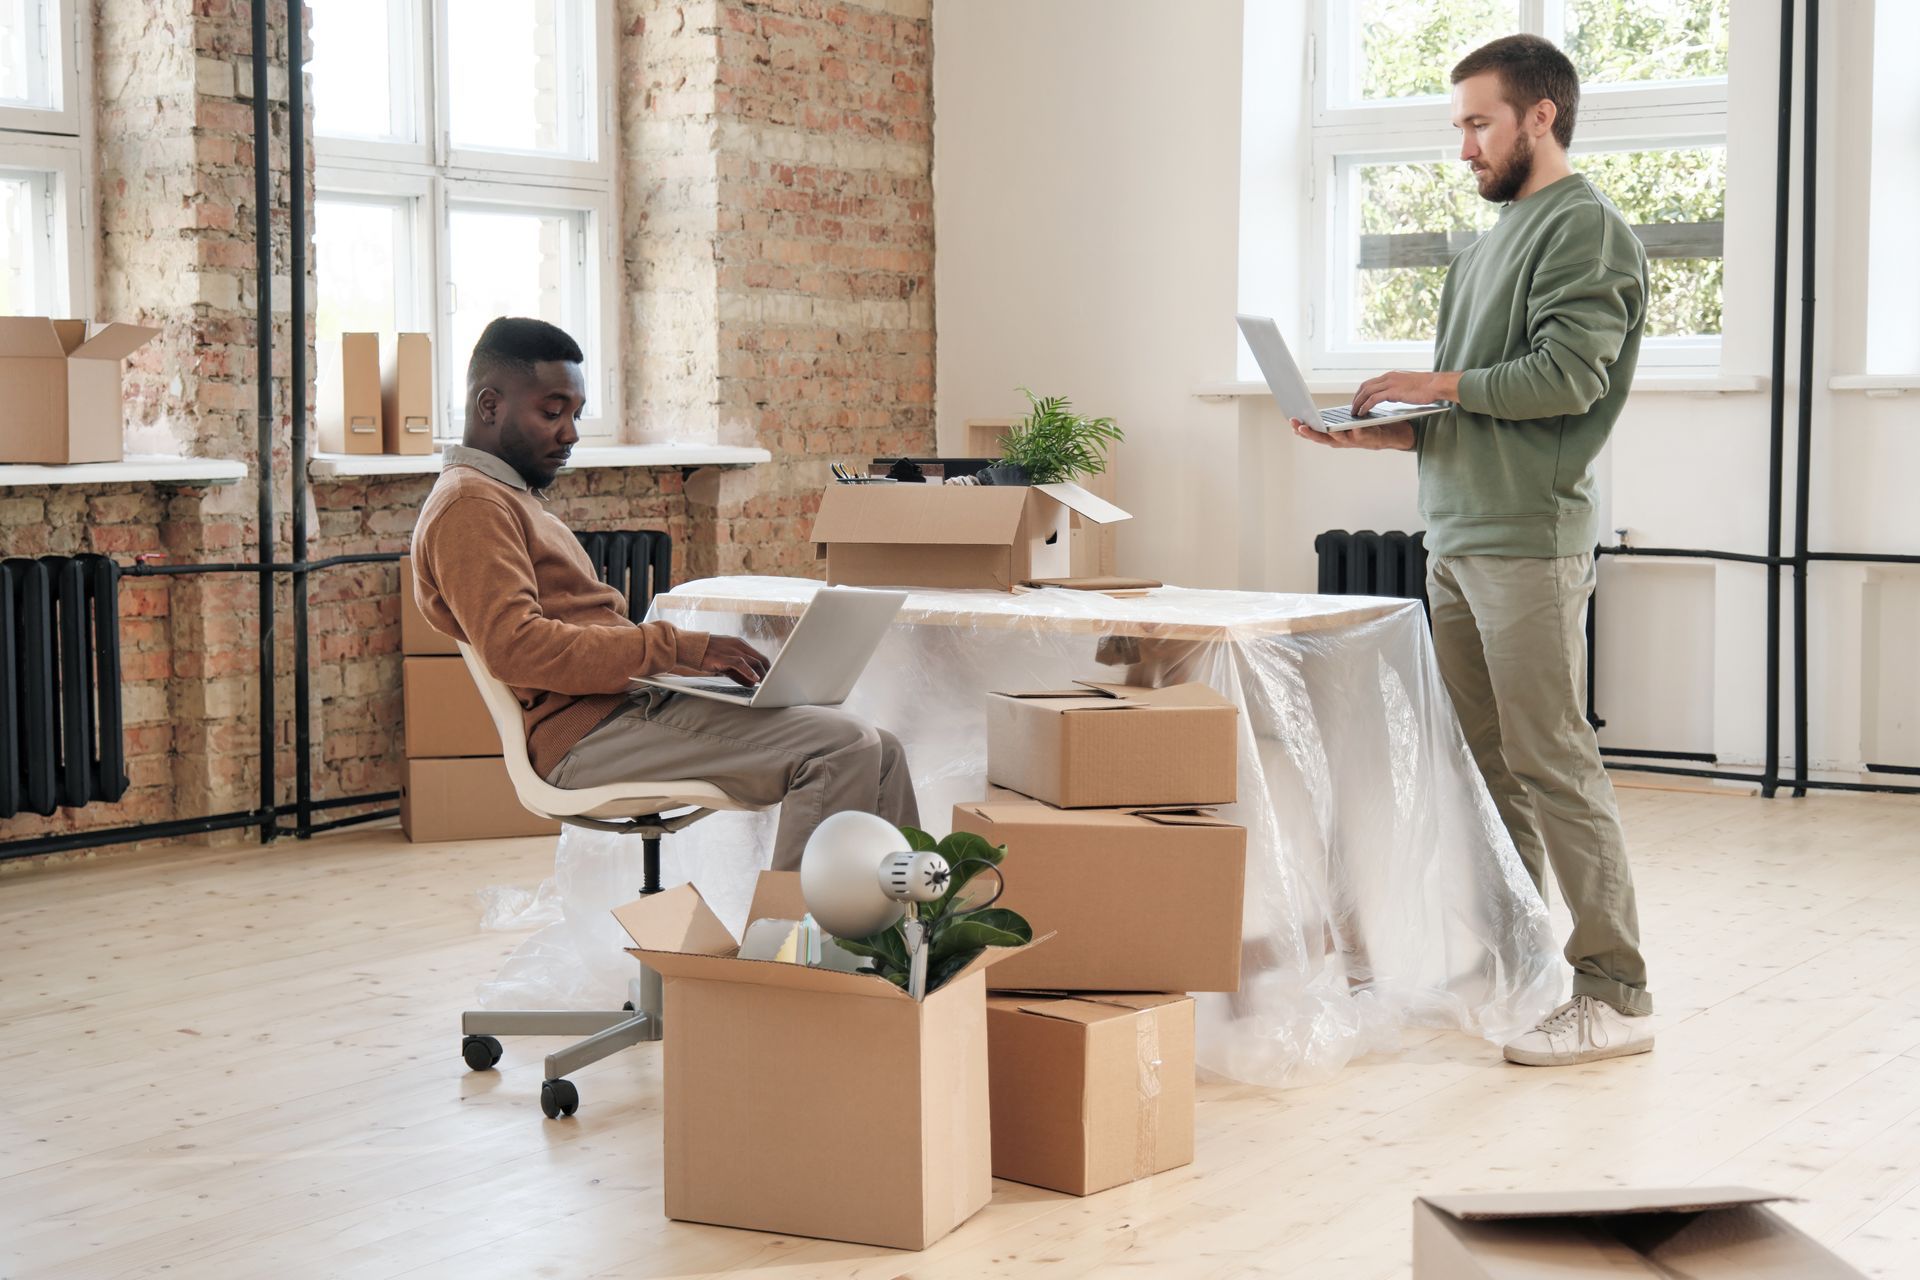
top-left (454, 641), bottom-right (763, 1119)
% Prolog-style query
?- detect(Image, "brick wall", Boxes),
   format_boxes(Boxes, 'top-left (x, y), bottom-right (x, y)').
top-left (0, 0), bottom-right (933, 861)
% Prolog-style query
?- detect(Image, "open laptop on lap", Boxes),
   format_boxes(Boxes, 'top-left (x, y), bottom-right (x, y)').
top-left (636, 586), bottom-right (907, 709)
top-left (1237, 313), bottom-right (1449, 431)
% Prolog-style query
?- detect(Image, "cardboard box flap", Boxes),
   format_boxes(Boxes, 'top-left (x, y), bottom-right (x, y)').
top-left (626, 946), bottom-right (916, 999)
top-left (71, 323), bottom-right (161, 363)
top-left (0, 316), bottom-right (69, 357)
top-left (1077, 680), bottom-right (1233, 709)
top-left (1000, 994), bottom-right (1161, 1026)
top-left (992, 687), bottom-right (1122, 701)
top-left (1034, 480), bottom-right (1131, 525)
top-left (1138, 809), bottom-right (1237, 829)
top-left (746, 871), bottom-right (807, 924)
top-left (812, 485), bottom-right (1030, 547)
top-left (611, 884), bottom-right (740, 958)
top-left (1420, 1187), bottom-right (1793, 1221)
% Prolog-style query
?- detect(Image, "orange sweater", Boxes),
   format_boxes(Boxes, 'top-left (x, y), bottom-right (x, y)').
top-left (411, 452), bottom-right (709, 777)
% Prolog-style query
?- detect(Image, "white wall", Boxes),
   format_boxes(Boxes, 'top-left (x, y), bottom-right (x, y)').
top-left (933, 0), bottom-right (1920, 776)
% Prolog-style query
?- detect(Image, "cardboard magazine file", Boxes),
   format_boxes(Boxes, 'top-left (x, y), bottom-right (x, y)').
top-left (811, 480), bottom-right (1130, 591)
top-left (987, 681), bottom-right (1238, 809)
top-left (398, 556), bottom-right (460, 656)
top-left (952, 799), bottom-right (1244, 992)
top-left (402, 656), bottom-right (503, 758)
top-left (317, 332), bottom-right (383, 454)
top-left (400, 757), bottom-right (560, 841)
top-left (0, 317), bottom-right (159, 464)
top-left (612, 873), bottom-right (1043, 1251)
top-left (1411, 1188), bottom-right (1866, 1279)
top-left (986, 993), bottom-right (1195, 1196)
top-left (381, 332), bottom-right (434, 455)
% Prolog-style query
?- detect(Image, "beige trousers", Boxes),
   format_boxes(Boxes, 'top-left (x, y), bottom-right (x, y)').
top-left (1427, 552), bottom-right (1652, 1015)
top-left (547, 689), bottom-right (920, 872)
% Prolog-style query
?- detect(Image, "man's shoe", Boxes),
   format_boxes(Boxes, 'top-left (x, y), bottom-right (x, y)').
top-left (1502, 995), bottom-right (1654, 1067)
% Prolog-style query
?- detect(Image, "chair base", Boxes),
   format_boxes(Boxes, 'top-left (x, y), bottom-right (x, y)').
top-left (461, 970), bottom-right (664, 1118)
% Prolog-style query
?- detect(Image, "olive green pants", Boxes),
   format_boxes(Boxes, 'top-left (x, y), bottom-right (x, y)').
top-left (1427, 552), bottom-right (1652, 1016)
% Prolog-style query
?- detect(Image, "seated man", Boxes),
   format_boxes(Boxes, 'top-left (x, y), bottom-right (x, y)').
top-left (412, 316), bottom-right (918, 868)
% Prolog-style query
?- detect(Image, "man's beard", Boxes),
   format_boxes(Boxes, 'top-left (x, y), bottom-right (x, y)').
top-left (1474, 130), bottom-right (1535, 203)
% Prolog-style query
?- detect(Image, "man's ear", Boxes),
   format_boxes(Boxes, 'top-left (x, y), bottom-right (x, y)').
top-left (475, 385), bottom-right (501, 427)
top-left (1532, 98), bottom-right (1557, 140)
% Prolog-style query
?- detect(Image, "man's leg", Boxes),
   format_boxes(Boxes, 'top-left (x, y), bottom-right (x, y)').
top-left (549, 691), bottom-right (916, 871)
top-left (1427, 554), bottom-right (1549, 896)
top-left (1451, 553), bottom-right (1651, 1017)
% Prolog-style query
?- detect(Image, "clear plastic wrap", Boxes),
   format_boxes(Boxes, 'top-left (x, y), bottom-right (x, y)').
top-left (475, 576), bottom-right (1562, 1086)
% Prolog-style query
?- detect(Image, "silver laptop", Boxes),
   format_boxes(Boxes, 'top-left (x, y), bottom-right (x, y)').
top-left (1236, 313), bottom-right (1449, 431)
top-left (636, 586), bottom-right (907, 709)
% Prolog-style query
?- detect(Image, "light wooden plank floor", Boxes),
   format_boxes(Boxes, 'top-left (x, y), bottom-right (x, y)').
top-left (2, 786), bottom-right (1915, 1278)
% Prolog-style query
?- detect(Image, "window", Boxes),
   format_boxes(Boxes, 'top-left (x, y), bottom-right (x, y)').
top-left (1308, 0), bottom-right (1729, 371)
top-left (310, 0), bottom-right (616, 441)
top-left (0, 2), bottom-right (88, 317)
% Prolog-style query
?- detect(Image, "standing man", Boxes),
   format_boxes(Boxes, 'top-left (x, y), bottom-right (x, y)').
top-left (1294, 34), bottom-right (1652, 1066)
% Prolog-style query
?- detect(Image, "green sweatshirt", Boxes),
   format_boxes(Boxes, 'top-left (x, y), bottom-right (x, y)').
top-left (1419, 173), bottom-right (1648, 558)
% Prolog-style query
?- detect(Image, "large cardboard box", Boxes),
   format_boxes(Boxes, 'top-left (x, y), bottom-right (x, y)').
top-left (953, 799), bottom-right (1245, 992)
top-left (381, 332), bottom-right (434, 455)
top-left (613, 873), bottom-right (1039, 1251)
top-left (0, 317), bottom-right (159, 464)
top-left (987, 681), bottom-right (1238, 809)
top-left (1412, 1188), bottom-right (1865, 1278)
top-left (398, 556), bottom-right (459, 656)
top-left (965, 419), bottom-right (1120, 578)
top-left (400, 757), bottom-right (560, 841)
top-left (402, 655), bottom-right (502, 758)
top-left (986, 993), bottom-right (1195, 1196)
top-left (318, 332), bottom-right (383, 454)
top-left (811, 481), bottom-right (1129, 591)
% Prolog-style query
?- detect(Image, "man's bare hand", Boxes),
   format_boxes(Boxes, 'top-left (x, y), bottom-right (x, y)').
top-left (698, 635), bottom-right (772, 686)
top-left (1290, 418), bottom-right (1417, 451)
top-left (1352, 370), bottom-right (1455, 417)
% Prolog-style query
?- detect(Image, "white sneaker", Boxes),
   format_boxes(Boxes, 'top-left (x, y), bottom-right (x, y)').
top-left (1502, 995), bottom-right (1654, 1067)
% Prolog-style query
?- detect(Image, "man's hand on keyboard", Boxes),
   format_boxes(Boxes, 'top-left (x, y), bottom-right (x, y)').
top-left (697, 635), bottom-right (771, 686)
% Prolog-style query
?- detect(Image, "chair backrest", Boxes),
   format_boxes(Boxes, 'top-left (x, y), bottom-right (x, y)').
top-left (455, 641), bottom-right (567, 819)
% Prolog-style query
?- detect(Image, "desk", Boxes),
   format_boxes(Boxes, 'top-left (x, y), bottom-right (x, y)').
top-left (480, 576), bottom-right (1561, 1087)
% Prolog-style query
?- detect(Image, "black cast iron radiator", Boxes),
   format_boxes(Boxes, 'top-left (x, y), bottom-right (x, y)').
top-left (1313, 530), bottom-right (1429, 607)
top-left (574, 530), bottom-right (673, 623)
top-left (1, 554), bottom-right (129, 819)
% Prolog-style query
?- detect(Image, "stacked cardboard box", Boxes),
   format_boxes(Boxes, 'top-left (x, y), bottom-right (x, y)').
top-left (962, 678), bottom-right (1244, 1197)
top-left (397, 556), bottom-right (559, 842)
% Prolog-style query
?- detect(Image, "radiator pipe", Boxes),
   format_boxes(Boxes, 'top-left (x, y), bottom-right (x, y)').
top-left (290, 3), bottom-right (312, 838)
top-left (0, 791), bottom-right (403, 862)
top-left (251, 0), bottom-right (277, 843)
top-left (1762, 0), bottom-right (1795, 800)
top-left (1791, 0), bottom-right (1818, 798)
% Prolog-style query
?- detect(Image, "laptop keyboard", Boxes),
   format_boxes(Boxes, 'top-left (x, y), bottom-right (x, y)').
top-left (675, 679), bottom-right (756, 698)
top-left (1318, 405), bottom-right (1365, 426)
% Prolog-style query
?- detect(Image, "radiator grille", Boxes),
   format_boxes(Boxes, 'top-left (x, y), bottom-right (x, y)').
top-left (1313, 530), bottom-right (1429, 607)
top-left (2, 554), bottom-right (129, 819)
top-left (574, 530), bottom-right (673, 622)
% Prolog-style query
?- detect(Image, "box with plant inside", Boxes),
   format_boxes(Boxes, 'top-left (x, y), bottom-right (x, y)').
top-left (988, 387), bottom-right (1124, 487)
top-left (833, 827), bottom-right (1034, 996)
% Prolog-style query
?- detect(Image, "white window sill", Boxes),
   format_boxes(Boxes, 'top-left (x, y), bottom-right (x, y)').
top-left (1829, 374), bottom-right (1920, 397)
top-left (308, 443), bottom-right (774, 479)
top-left (1194, 373), bottom-right (1768, 400)
top-left (0, 455), bottom-right (248, 489)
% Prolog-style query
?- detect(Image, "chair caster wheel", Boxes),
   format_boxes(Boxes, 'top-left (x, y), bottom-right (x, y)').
top-left (462, 1035), bottom-right (504, 1071)
top-left (540, 1078), bottom-right (580, 1119)
top-left (622, 1001), bottom-right (635, 1011)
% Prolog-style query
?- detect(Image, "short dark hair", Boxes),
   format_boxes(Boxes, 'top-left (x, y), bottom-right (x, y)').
top-left (467, 316), bottom-right (584, 384)
top-left (1452, 34), bottom-right (1580, 149)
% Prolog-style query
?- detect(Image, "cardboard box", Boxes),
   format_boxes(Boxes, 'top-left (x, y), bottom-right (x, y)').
top-left (399, 556), bottom-right (459, 656)
top-left (400, 757), bottom-right (561, 841)
top-left (1412, 1188), bottom-right (1865, 1278)
top-left (965, 419), bottom-right (1120, 578)
top-left (953, 799), bottom-right (1245, 992)
top-left (381, 332), bottom-right (434, 455)
top-left (0, 317), bottom-right (159, 464)
top-left (987, 681), bottom-right (1238, 809)
top-left (402, 655), bottom-right (502, 758)
top-left (811, 480), bottom-right (1129, 592)
top-left (318, 332), bottom-right (383, 454)
top-left (612, 872), bottom-right (1039, 1251)
top-left (986, 993), bottom-right (1195, 1196)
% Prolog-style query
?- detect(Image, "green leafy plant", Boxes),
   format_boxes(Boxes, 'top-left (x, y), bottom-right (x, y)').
top-left (996, 388), bottom-right (1124, 486)
top-left (834, 827), bottom-right (1032, 995)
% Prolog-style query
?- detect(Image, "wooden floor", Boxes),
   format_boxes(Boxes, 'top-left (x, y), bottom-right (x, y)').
top-left (2, 785), bottom-right (1916, 1278)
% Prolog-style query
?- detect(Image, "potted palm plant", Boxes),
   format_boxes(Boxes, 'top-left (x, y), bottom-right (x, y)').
top-left (981, 388), bottom-right (1123, 487)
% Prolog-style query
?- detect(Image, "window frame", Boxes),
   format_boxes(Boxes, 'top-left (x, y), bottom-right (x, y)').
top-left (313, 0), bottom-right (619, 443)
top-left (1306, 0), bottom-right (1730, 374)
top-left (0, 0), bottom-right (90, 320)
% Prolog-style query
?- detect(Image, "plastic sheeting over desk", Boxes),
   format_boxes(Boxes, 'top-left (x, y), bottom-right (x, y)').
top-left (476, 576), bottom-right (1561, 1086)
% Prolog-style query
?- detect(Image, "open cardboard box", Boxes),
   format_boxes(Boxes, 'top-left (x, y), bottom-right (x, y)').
top-left (811, 480), bottom-right (1130, 591)
top-left (987, 681), bottom-right (1238, 809)
top-left (987, 992), bottom-right (1195, 1196)
top-left (1412, 1188), bottom-right (1865, 1278)
top-left (613, 872), bottom-right (1047, 1251)
top-left (953, 798), bottom-right (1245, 992)
top-left (0, 317), bottom-right (159, 464)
